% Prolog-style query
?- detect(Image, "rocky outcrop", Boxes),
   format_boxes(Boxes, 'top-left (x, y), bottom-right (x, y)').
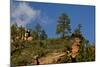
top-left (31, 52), bottom-right (67, 65)
top-left (71, 37), bottom-right (81, 58)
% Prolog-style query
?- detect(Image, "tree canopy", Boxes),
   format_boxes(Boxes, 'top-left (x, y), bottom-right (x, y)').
top-left (56, 13), bottom-right (71, 39)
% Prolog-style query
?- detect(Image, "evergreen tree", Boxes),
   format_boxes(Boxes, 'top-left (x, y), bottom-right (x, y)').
top-left (11, 23), bottom-right (18, 41)
top-left (32, 23), bottom-right (47, 40)
top-left (56, 13), bottom-right (71, 39)
top-left (18, 26), bottom-right (25, 39)
top-left (35, 23), bottom-right (42, 40)
top-left (40, 30), bottom-right (47, 40)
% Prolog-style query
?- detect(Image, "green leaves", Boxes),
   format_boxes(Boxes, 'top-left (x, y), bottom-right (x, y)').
top-left (32, 23), bottom-right (47, 40)
top-left (11, 23), bottom-right (18, 40)
top-left (40, 30), bottom-right (48, 40)
top-left (11, 12), bottom-right (95, 65)
top-left (56, 13), bottom-right (71, 39)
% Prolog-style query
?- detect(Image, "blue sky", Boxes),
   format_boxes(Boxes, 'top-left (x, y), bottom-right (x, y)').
top-left (11, 1), bottom-right (95, 43)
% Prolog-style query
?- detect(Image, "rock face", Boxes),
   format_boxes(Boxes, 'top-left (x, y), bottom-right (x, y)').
top-left (40, 52), bottom-right (66, 64)
top-left (31, 52), bottom-right (67, 65)
top-left (71, 37), bottom-right (81, 58)
top-left (31, 37), bottom-right (82, 65)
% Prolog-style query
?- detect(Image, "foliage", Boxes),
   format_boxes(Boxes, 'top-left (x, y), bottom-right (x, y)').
top-left (56, 13), bottom-right (71, 38)
top-left (11, 13), bottom-right (95, 66)
top-left (18, 26), bottom-right (25, 38)
top-left (40, 30), bottom-right (48, 40)
top-left (11, 23), bottom-right (18, 41)
top-left (32, 23), bottom-right (47, 40)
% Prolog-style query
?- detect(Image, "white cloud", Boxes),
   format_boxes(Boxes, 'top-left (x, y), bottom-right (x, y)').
top-left (11, 2), bottom-right (40, 27)
top-left (11, 1), bottom-right (53, 28)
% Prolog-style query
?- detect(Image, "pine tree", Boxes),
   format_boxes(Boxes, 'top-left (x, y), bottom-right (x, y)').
top-left (56, 13), bottom-right (71, 39)
top-left (11, 23), bottom-right (18, 41)
top-left (40, 30), bottom-right (47, 40)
